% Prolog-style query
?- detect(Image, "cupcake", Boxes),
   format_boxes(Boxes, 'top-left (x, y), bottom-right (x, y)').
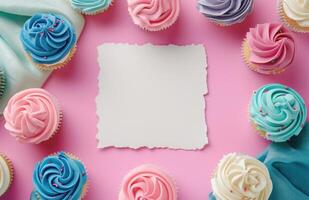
top-left (242, 23), bottom-right (295, 75)
top-left (249, 84), bottom-right (307, 142)
top-left (119, 164), bottom-right (177, 200)
top-left (0, 66), bottom-right (6, 98)
top-left (0, 154), bottom-right (14, 197)
top-left (20, 13), bottom-right (77, 71)
top-left (70, 0), bottom-right (113, 15)
top-left (127, 0), bottom-right (180, 31)
top-left (210, 153), bottom-right (273, 200)
top-left (30, 152), bottom-right (88, 200)
top-left (3, 88), bottom-right (62, 144)
top-left (197, 0), bottom-right (253, 26)
top-left (279, 0), bottom-right (309, 32)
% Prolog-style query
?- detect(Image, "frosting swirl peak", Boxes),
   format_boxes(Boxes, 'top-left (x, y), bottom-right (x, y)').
top-left (20, 13), bottom-right (76, 65)
top-left (70, 0), bottom-right (112, 14)
top-left (197, 0), bottom-right (253, 25)
top-left (31, 152), bottom-right (87, 200)
top-left (211, 153), bottom-right (272, 200)
top-left (4, 88), bottom-right (61, 144)
top-left (245, 23), bottom-right (295, 75)
top-left (283, 0), bottom-right (309, 28)
top-left (119, 165), bottom-right (177, 200)
top-left (250, 84), bottom-right (307, 142)
top-left (128, 0), bottom-right (180, 31)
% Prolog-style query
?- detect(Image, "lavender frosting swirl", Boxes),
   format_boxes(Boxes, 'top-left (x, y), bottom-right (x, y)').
top-left (197, 0), bottom-right (253, 25)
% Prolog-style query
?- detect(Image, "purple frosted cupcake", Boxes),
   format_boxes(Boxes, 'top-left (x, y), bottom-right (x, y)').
top-left (197, 0), bottom-right (253, 26)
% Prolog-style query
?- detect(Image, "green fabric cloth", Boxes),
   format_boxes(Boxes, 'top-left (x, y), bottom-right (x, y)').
top-left (0, 0), bottom-right (84, 113)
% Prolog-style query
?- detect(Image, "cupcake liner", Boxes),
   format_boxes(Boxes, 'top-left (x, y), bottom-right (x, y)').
top-left (26, 45), bottom-right (77, 71)
top-left (278, 0), bottom-right (309, 33)
top-left (241, 39), bottom-right (286, 75)
top-left (247, 103), bottom-right (268, 139)
top-left (48, 95), bottom-right (63, 143)
top-left (0, 67), bottom-right (6, 98)
top-left (73, 0), bottom-right (114, 16)
top-left (0, 154), bottom-right (14, 196)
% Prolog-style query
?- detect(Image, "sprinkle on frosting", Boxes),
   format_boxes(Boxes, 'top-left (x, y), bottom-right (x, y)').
top-left (119, 165), bottom-right (177, 200)
top-left (4, 88), bottom-right (61, 144)
top-left (283, 0), bottom-right (309, 28)
top-left (128, 0), bottom-right (180, 31)
top-left (211, 153), bottom-right (273, 200)
top-left (31, 152), bottom-right (87, 200)
top-left (245, 23), bottom-right (295, 75)
top-left (250, 84), bottom-right (307, 142)
top-left (20, 13), bottom-right (76, 65)
top-left (197, 0), bottom-right (253, 25)
top-left (0, 155), bottom-right (12, 196)
top-left (70, 0), bottom-right (112, 15)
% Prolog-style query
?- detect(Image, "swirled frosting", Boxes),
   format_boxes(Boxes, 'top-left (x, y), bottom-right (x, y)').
top-left (245, 23), bottom-right (295, 74)
top-left (31, 152), bottom-right (87, 200)
top-left (211, 153), bottom-right (272, 200)
top-left (20, 13), bottom-right (76, 64)
top-left (128, 0), bottom-right (180, 31)
top-left (119, 165), bottom-right (177, 200)
top-left (0, 155), bottom-right (11, 196)
top-left (4, 88), bottom-right (61, 144)
top-left (283, 0), bottom-right (309, 27)
top-left (70, 0), bottom-right (112, 14)
top-left (250, 84), bottom-right (307, 142)
top-left (197, 0), bottom-right (253, 25)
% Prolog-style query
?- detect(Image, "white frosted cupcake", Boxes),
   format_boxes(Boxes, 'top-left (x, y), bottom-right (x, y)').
top-left (211, 153), bottom-right (272, 200)
top-left (0, 154), bottom-right (14, 197)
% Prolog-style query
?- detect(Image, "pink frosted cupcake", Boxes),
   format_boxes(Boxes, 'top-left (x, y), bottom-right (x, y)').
top-left (242, 23), bottom-right (295, 75)
top-left (128, 0), bottom-right (180, 31)
top-left (3, 88), bottom-right (62, 144)
top-left (119, 165), bottom-right (177, 200)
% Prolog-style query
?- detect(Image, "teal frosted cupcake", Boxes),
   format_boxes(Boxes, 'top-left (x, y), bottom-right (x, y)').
top-left (249, 84), bottom-right (307, 142)
top-left (70, 0), bottom-right (112, 15)
top-left (0, 66), bottom-right (6, 98)
top-left (20, 13), bottom-right (77, 71)
top-left (30, 152), bottom-right (88, 200)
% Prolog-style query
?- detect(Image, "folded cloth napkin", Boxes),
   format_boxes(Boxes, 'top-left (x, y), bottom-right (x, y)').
top-left (209, 122), bottom-right (309, 200)
top-left (0, 0), bottom-right (84, 113)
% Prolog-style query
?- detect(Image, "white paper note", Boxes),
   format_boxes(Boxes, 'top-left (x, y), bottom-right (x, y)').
top-left (97, 44), bottom-right (208, 150)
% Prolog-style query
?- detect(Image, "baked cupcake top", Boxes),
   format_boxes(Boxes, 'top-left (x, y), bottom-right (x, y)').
top-left (211, 153), bottom-right (272, 200)
top-left (197, 0), bottom-right (253, 25)
top-left (0, 155), bottom-right (12, 196)
top-left (128, 0), bottom-right (180, 31)
top-left (250, 84), bottom-right (307, 142)
top-left (282, 0), bottom-right (309, 28)
top-left (31, 152), bottom-right (87, 200)
top-left (119, 165), bottom-right (177, 200)
top-left (20, 13), bottom-right (76, 65)
top-left (245, 23), bottom-right (295, 75)
top-left (4, 88), bottom-right (61, 144)
top-left (70, 0), bottom-right (112, 15)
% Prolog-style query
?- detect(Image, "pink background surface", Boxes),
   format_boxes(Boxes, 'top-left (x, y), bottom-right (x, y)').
top-left (1, 0), bottom-right (309, 199)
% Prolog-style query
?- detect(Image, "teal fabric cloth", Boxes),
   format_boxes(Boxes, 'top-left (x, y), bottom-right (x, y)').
top-left (209, 122), bottom-right (309, 200)
top-left (0, 0), bottom-right (84, 113)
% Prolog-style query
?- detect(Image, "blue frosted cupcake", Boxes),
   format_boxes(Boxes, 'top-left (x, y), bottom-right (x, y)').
top-left (30, 152), bottom-right (88, 200)
top-left (20, 13), bottom-right (77, 71)
top-left (197, 0), bottom-right (253, 26)
top-left (70, 0), bottom-right (113, 15)
top-left (249, 84), bottom-right (307, 142)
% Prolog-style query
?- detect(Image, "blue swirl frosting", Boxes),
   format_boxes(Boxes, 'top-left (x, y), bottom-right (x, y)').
top-left (197, 0), bottom-right (253, 25)
top-left (70, 0), bottom-right (112, 14)
top-left (31, 152), bottom-right (87, 200)
top-left (20, 13), bottom-right (76, 64)
top-left (250, 84), bottom-right (307, 142)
